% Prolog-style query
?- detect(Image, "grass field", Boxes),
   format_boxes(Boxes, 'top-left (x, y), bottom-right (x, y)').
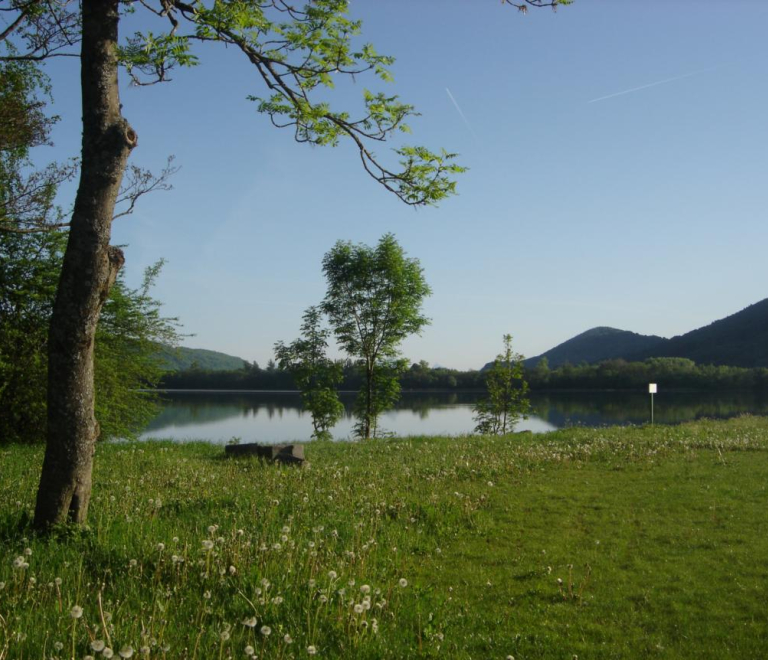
top-left (1, 417), bottom-right (767, 659)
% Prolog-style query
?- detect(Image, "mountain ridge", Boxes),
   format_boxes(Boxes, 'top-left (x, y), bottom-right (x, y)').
top-left (521, 298), bottom-right (768, 370)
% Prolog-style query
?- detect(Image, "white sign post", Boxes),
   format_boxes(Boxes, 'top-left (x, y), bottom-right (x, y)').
top-left (648, 383), bottom-right (657, 425)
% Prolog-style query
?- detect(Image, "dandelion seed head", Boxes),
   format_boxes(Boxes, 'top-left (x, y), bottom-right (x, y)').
top-left (283, 634), bottom-right (293, 644)
top-left (327, 570), bottom-right (337, 580)
top-left (243, 617), bottom-right (257, 628)
top-left (399, 578), bottom-right (408, 588)
top-left (244, 645), bottom-right (255, 656)
top-left (91, 640), bottom-right (106, 652)
top-left (119, 645), bottom-right (134, 658)
top-left (307, 645), bottom-right (317, 655)
top-left (103, 648), bottom-right (114, 659)
top-left (260, 625), bottom-right (271, 636)
top-left (70, 605), bottom-right (83, 619)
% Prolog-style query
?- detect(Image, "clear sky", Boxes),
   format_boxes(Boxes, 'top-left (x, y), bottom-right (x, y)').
top-left (38, 0), bottom-right (768, 370)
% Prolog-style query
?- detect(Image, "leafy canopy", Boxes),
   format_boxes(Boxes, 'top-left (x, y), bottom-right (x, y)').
top-left (115, 0), bottom-right (466, 206)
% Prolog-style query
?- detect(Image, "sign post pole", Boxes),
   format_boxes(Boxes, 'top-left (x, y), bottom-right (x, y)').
top-left (648, 383), bottom-right (657, 425)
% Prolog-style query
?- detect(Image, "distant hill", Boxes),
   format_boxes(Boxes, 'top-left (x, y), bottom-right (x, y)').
top-left (522, 327), bottom-right (667, 369)
top-left (630, 298), bottom-right (768, 368)
top-left (517, 298), bottom-right (768, 370)
top-left (155, 346), bottom-right (247, 372)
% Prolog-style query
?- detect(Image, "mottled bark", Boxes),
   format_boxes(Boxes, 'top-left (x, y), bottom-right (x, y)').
top-left (34, 0), bottom-right (136, 529)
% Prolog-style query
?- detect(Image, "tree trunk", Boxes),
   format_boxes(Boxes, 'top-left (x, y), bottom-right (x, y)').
top-left (34, 0), bottom-right (136, 530)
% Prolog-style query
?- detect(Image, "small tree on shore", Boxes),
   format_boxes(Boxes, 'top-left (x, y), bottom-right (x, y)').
top-left (275, 307), bottom-right (344, 441)
top-left (474, 334), bottom-right (529, 435)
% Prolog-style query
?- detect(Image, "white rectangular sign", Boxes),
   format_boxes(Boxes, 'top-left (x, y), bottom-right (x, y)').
top-left (648, 383), bottom-right (657, 394)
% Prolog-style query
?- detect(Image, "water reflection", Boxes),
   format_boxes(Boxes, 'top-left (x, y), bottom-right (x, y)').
top-left (139, 390), bottom-right (768, 444)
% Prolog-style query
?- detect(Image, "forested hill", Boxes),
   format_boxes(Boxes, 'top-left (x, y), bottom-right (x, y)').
top-left (630, 298), bottom-right (768, 368)
top-left (155, 346), bottom-right (247, 372)
top-left (523, 327), bottom-right (666, 369)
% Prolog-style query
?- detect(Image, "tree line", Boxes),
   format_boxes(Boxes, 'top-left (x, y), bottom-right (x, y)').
top-left (161, 355), bottom-right (768, 393)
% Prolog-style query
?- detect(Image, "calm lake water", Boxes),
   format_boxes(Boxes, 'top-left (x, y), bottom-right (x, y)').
top-left (139, 390), bottom-right (768, 444)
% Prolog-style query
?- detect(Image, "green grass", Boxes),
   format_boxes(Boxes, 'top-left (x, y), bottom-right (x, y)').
top-left (1, 417), bottom-right (767, 659)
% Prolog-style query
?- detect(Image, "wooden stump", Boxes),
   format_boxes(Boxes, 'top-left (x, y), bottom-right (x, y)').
top-left (224, 443), bottom-right (304, 465)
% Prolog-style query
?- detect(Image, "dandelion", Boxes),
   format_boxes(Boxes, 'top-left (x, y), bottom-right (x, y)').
top-left (243, 617), bottom-right (257, 628)
top-left (202, 540), bottom-right (214, 551)
top-left (91, 640), bottom-right (106, 652)
top-left (129, 559), bottom-right (138, 568)
top-left (260, 626), bottom-right (271, 636)
top-left (207, 525), bottom-right (217, 534)
top-left (245, 645), bottom-right (255, 656)
top-left (307, 645), bottom-right (317, 655)
top-left (328, 571), bottom-right (337, 580)
top-left (55, 577), bottom-right (62, 586)
top-left (399, 578), bottom-right (408, 588)
top-left (70, 605), bottom-right (83, 619)
top-left (140, 647), bottom-right (150, 655)
top-left (229, 565), bottom-right (237, 575)
top-left (203, 590), bottom-right (212, 599)
top-left (103, 648), bottom-right (114, 659)
top-left (12, 556), bottom-right (25, 569)
top-left (54, 641), bottom-right (64, 651)
top-left (24, 547), bottom-right (32, 556)
top-left (353, 604), bottom-right (364, 614)
top-left (157, 543), bottom-right (165, 552)
top-left (360, 585), bottom-right (371, 594)
top-left (283, 634), bottom-right (293, 644)
top-left (119, 646), bottom-right (134, 658)
top-left (220, 631), bottom-right (231, 642)
top-left (0, 582), bottom-right (5, 590)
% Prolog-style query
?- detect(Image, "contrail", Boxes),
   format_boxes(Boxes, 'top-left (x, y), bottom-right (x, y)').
top-left (445, 87), bottom-right (477, 138)
top-left (588, 68), bottom-right (714, 104)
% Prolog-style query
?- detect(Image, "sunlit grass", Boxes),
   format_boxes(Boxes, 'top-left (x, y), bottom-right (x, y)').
top-left (1, 416), bottom-right (767, 658)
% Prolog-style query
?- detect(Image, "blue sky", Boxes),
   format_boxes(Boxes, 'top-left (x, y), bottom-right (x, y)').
top-left (39, 0), bottom-right (768, 369)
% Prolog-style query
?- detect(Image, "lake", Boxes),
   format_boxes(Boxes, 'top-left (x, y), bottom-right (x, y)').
top-left (139, 390), bottom-right (768, 443)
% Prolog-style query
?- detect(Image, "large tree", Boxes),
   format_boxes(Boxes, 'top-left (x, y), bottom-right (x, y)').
top-left (0, 0), bottom-right (568, 529)
top-left (322, 233), bottom-right (430, 439)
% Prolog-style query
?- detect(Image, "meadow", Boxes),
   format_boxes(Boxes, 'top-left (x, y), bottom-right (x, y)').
top-left (1, 416), bottom-right (767, 659)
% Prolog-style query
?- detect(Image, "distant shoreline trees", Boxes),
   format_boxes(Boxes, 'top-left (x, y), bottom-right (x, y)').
top-left (159, 356), bottom-right (768, 393)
